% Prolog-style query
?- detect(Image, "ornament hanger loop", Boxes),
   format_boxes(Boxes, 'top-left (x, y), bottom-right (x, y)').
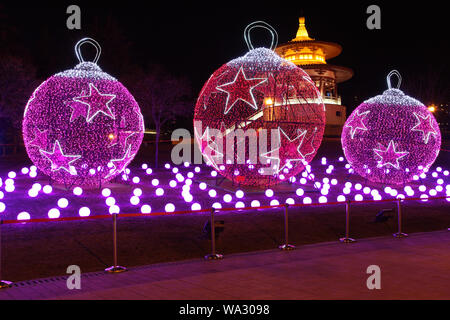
top-left (75, 37), bottom-right (102, 64)
top-left (244, 21), bottom-right (278, 51)
top-left (386, 70), bottom-right (402, 89)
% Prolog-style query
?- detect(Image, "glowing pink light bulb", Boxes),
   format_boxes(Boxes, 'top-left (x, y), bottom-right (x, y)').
top-left (165, 203), bottom-right (175, 213)
top-left (102, 188), bottom-right (111, 197)
top-left (105, 196), bottom-right (116, 207)
top-left (155, 188), bottom-right (164, 196)
top-left (79, 207), bottom-right (91, 217)
top-left (109, 205), bottom-right (120, 214)
top-left (141, 204), bottom-right (151, 214)
top-left (73, 187), bottom-right (83, 196)
top-left (17, 212), bottom-right (30, 221)
top-left (296, 188), bottom-right (304, 196)
top-left (57, 198), bottom-right (69, 208)
top-left (223, 194), bottom-right (232, 203)
top-left (251, 200), bottom-right (260, 207)
top-left (130, 196), bottom-right (140, 205)
top-left (212, 202), bottom-right (222, 209)
top-left (235, 201), bottom-right (245, 209)
top-left (48, 208), bottom-right (61, 219)
top-left (235, 190), bottom-right (244, 199)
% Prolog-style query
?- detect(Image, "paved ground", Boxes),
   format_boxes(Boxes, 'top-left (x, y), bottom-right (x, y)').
top-left (1, 230), bottom-right (449, 300)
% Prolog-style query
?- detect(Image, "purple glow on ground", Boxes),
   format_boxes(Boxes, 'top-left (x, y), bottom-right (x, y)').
top-left (0, 153), bottom-right (448, 220)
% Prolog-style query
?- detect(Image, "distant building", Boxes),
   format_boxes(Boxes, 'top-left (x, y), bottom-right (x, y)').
top-left (275, 17), bottom-right (353, 136)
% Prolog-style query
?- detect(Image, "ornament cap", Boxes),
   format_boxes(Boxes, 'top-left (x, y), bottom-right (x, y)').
top-left (386, 70), bottom-right (402, 89)
top-left (75, 37), bottom-right (102, 64)
top-left (244, 21), bottom-right (278, 51)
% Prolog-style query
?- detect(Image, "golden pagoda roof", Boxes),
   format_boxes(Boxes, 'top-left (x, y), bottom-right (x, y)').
top-left (276, 17), bottom-right (343, 61)
top-left (293, 17), bottom-right (314, 41)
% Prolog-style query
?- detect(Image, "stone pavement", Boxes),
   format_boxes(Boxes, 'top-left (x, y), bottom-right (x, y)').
top-left (0, 230), bottom-right (449, 300)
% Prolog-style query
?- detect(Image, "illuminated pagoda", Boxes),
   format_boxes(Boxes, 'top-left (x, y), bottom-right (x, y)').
top-left (275, 17), bottom-right (353, 136)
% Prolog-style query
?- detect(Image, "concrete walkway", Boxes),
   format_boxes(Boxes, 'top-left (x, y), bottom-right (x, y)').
top-left (1, 230), bottom-right (449, 300)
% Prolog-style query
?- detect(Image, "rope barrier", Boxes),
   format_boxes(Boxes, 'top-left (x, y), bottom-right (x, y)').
top-left (1, 195), bottom-right (448, 225)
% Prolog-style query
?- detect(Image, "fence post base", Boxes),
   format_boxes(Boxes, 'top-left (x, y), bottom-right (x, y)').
top-left (0, 280), bottom-right (12, 289)
top-left (279, 244), bottom-right (296, 251)
top-left (339, 237), bottom-right (356, 243)
top-left (204, 253), bottom-right (223, 260)
top-left (205, 208), bottom-right (223, 261)
top-left (105, 266), bottom-right (127, 273)
top-left (393, 232), bottom-right (408, 238)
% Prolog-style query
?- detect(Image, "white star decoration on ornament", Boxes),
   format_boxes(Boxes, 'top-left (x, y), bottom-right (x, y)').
top-left (194, 125), bottom-right (224, 170)
top-left (216, 66), bottom-right (267, 115)
top-left (260, 127), bottom-right (311, 175)
top-left (373, 140), bottom-right (409, 170)
top-left (73, 83), bottom-right (116, 123)
top-left (30, 128), bottom-right (49, 149)
top-left (108, 116), bottom-right (137, 150)
top-left (201, 70), bottom-right (230, 110)
top-left (40, 140), bottom-right (81, 175)
top-left (105, 144), bottom-right (136, 179)
top-left (411, 112), bottom-right (438, 144)
top-left (346, 110), bottom-right (370, 139)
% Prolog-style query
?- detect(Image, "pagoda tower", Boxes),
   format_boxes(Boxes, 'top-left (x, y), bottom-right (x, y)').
top-left (275, 17), bottom-right (353, 136)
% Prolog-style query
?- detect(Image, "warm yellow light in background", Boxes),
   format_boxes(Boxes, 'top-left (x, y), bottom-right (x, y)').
top-left (428, 105), bottom-right (436, 112)
top-left (108, 133), bottom-right (115, 140)
top-left (264, 97), bottom-right (274, 106)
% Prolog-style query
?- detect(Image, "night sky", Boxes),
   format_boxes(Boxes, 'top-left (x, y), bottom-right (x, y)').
top-left (1, 0), bottom-right (449, 112)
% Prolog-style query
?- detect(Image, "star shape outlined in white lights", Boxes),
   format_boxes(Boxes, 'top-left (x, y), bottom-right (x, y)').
top-left (373, 140), bottom-right (409, 170)
top-left (194, 125), bottom-right (224, 170)
top-left (39, 140), bottom-right (81, 175)
top-left (216, 66), bottom-right (267, 115)
top-left (30, 128), bottom-right (49, 149)
top-left (411, 112), bottom-right (438, 144)
top-left (105, 144), bottom-right (136, 179)
top-left (260, 127), bottom-right (309, 175)
top-left (346, 110), bottom-right (370, 139)
top-left (73, 83), bottom-right (116, 123)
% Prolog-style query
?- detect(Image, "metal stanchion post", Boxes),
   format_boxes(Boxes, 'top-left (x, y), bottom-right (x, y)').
top-left (105, 213), bottom-right (127, 273)
top-left (205, 208), bottom-right (223, 260)
top-left (279, 204), bottom-right (295, 250)
top-left (340, 200), bottom-right (356, 243)
top-left (393, 198), bottom-right (408, 238)
top-left (0, 219), bottom-right (13, 289)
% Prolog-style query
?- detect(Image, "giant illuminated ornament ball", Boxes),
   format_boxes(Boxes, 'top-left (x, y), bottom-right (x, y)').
top-left (22, 38), bottom-right (144, 188)
top-left (193, 22), bottom-right (325, 187)
top-left (341, 70), bottom-right (441, 185)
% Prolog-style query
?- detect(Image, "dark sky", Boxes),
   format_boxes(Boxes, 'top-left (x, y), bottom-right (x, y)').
top-left (1, 0), bottom-right (448, 111)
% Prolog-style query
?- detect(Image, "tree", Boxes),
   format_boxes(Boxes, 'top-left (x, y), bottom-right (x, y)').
top-left (128, 66), bottom-right (192, 168)
top-left (0, 55), bottom-right (38, 130)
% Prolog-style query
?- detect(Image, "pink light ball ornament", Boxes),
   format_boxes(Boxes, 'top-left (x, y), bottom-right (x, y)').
top-left (79, 207), bottom-right (91, 217)
top-left (73, 187), bottom-right (83, 196)
top-left (18, 212), bottom-right (31, 221)
top-left (22, 38), bottom-right (144, 189)
top-left (342, 70), bottom-right (441, 186)
top-left (165, 203), bottom-right (175, 213)
top-left (141, 204), bottom-right (151, 214)
top-left (48, 208), bottom-right (61, 219)
top-left (193, 22), bottom-right (325, 187)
